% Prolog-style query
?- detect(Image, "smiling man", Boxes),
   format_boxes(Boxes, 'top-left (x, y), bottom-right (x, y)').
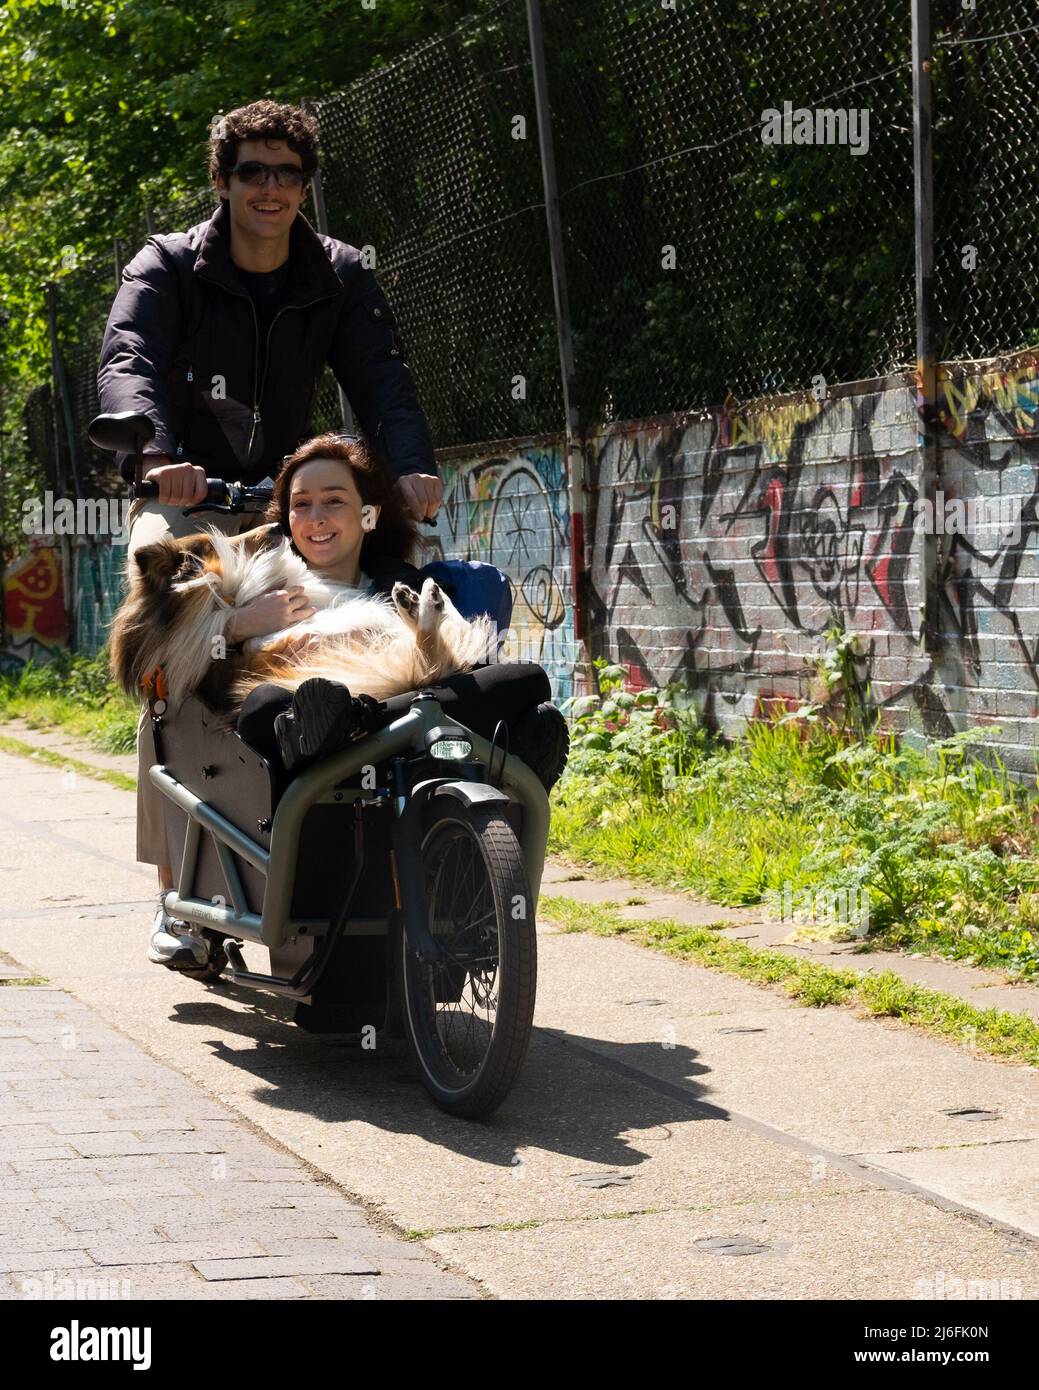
top-left (98, 99), bottom-right (440, 520)
top-left (97, 99), bottom-right (443, 969)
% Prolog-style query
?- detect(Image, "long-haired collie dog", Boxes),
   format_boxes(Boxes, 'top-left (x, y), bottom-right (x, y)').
top-left (110, 524), bottom-right (496, 715)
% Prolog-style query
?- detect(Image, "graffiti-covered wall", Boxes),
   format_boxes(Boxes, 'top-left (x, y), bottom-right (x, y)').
top-left (2, 543), bottom-right (69, 673)
top-left (428, 437), bottom-right (580, 700)
top-left (74, 542), bottom-right (127, 658)
top-left (588, 378), bottom-right (924, 726)
top-left (585, 352), bottom-right (1039, 777)
top-left (20, 350), bottom-right (1038, 779)
top-left (929, 356), bottom-right (1039, 761)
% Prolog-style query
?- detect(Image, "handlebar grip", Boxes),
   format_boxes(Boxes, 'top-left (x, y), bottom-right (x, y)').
top-left (130, 478), bottom-right (228, 503)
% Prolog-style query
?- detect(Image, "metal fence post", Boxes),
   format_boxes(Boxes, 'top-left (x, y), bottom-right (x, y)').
top-left (303, 98), bottom-right (356, 434)
top-left (47, 283), bottom-right (104, 653)
top-left (45, 284), bottom-right (76, 649)
top-left (912, 0), bottom-right (941, 653)
top-left (525, 0), bottom-right (590, 675)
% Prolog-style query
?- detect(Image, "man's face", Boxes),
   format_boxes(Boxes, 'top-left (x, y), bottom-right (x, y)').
top-left (215, 138), bottom-right (307, 241)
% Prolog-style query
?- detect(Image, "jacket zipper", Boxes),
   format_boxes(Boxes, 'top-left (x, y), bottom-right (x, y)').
top-left (249, 304), bottom-right (292, 461)
top-left (178, 365), bottom-right (193, 456)
top-left (244, 294), bottom-right (325, 464)
top-left (244, 296), bottom-right (262, 462)
top-left (196, 269), bottom-right (330, 468)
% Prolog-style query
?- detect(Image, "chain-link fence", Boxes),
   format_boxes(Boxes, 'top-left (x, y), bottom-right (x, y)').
top-left (33, 0), bottom-right (1039, 465)
top-left (544, 0), bottom-right (919, 420)
top-left (310, 0), bottom-right (560, 447)
top-left (10, 0), bottom-right (1039, 654)
top-left (933, 0), bottom-right (1039, 361)
top-left (307, 0), bottom-right (1039, 430)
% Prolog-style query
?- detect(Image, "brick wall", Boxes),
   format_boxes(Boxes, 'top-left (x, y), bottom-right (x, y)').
top-left (429, 436), bottom-right (579, 701)
top-left (441, 353), bottom-right (1039, 775)
top-left (585, 352), bottom-right (1039, 775)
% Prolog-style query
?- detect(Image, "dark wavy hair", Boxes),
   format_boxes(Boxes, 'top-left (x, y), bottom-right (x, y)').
top-left (208, 100), bottom-right (320, 184)
top-left (266, 434), bottom-right (419, 578)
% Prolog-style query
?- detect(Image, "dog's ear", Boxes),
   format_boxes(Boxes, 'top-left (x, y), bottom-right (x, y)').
top-left (239, 523), bottom-right (284, 557)
top-left (129, 538), bottom-right (184, 590)
top-left (130, 535), bottom-right (215, 590)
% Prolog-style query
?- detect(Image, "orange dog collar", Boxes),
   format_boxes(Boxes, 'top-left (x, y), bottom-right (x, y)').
top-left (140, 666), bottom-right (168, 707)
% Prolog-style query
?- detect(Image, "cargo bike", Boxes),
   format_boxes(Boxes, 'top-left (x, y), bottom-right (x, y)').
top-left (91, 411), bottom-right (553, 1119)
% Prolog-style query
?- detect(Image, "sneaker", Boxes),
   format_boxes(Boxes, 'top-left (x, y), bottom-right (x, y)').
top-left (147, 903), bottom-right (209, 970)
top-left (510, 702), bottom-right (570, 793)
top-left (274, 678), bottom-right (381, 773)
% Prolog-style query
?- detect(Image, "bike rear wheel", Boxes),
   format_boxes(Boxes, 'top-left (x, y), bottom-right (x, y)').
top-left (401, 805), bottom-right (536, 1118)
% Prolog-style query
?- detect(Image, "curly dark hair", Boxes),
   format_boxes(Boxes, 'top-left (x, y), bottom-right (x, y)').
top-left (208, 100), bottom-right (320, 184)
top-left (266, 434), bottom-right (420, 579)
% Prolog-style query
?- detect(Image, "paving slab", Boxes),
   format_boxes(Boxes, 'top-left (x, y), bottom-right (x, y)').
top-left (0, 718), bottom-right (138, 777)
top-left (0, 972), bottom-right (477, 1301)
top-left (542, 861), bottom-right (1039, 1023)
top-left (427, 1190), bottom-right (1039, 1301)
top-left (534, 924), bottom-right (1039, 1156)
top-left (856, 1140), bottom-right (1039, 1240)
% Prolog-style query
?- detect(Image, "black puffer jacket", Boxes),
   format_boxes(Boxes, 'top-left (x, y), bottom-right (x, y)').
top-left (97, 200), bottom-right (436, 485)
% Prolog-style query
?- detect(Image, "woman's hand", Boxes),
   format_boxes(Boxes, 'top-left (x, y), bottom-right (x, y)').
top-left (283, 632), bottom-right (323, 659)
top-left (226, 586), bottom-right (316, 643)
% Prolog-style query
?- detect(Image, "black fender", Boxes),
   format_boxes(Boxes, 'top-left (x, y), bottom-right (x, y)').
top-left (431, 780), bottom-right (511, 809)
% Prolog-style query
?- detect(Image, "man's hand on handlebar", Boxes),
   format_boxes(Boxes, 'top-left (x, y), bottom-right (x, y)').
top-left (225, 586), bottom-right (317, 644)
top-left (135, 455), bottom-right (439, 521)
top-left (143, 460), bottom-right (209, 506)
top-left (396, 472), bottom-right (443, 524)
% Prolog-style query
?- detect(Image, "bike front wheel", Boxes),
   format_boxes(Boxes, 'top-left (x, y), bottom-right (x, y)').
top-left (400, 805), bottom-right (536, 1119)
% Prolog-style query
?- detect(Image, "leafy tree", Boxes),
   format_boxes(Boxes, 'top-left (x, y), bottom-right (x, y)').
top-left (0, 0), bottom-right (477, 540)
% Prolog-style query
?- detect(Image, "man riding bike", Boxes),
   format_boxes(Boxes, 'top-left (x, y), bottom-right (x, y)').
top-left (97, 98), bottom-right (444, 968)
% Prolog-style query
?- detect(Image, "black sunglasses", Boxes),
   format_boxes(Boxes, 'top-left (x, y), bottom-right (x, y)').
top-left (228, 161), bottom-right (307, 189)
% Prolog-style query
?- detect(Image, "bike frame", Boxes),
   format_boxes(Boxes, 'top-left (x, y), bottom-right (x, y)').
top-left (155, 693), bottom-right (550, 955)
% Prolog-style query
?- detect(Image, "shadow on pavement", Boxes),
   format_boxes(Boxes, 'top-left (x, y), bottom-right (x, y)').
top-left (168, 987), bottom-right (715, 1171)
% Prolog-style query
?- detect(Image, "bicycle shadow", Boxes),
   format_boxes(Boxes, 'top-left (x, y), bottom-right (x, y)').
top-left (169, 987), bottom-right (717, 1171)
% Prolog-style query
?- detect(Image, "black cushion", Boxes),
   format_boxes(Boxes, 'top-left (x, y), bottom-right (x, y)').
top-left (236, 662), bottom-right (553, 770)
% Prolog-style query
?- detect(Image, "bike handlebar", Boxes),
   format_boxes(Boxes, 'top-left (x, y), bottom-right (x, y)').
top-left (130, 477), bottom-right (274, 517)
top-left (130, 475), bottom-right (439, 526)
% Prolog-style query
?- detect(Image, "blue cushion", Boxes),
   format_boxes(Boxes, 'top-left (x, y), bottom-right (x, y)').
top-left (417, 559), bottom-right (513, 630)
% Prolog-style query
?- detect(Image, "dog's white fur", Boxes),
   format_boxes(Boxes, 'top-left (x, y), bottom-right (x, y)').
top-left (164, 528), bottom-right (496, 704)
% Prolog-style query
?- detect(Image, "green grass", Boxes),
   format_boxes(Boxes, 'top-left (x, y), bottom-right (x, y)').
top-left (541, 894), bottom-right (1039, 1067)
top-left (0, 649), bottom-right (138, 755)
top-left (0, 732), bottom-right (137, 792)
top-left (0, 690), bottom-right (138, 754)
top-left (554, 670), bottom-right (1039, 980)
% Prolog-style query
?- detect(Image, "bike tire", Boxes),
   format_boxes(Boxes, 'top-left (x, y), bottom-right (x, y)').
top-left (401, 805), bottom-right (536, 1119)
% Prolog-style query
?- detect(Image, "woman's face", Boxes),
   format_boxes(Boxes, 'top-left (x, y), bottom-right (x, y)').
top-left (287, 457), bottom-right (378, 573)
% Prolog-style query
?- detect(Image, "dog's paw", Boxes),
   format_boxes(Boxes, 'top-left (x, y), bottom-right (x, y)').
top-left (419, 577), bottom-right (446, 617)
top-left (413, 578), bottom-right (450, 661)
top-left (391, 582), bottom-right (421, 624)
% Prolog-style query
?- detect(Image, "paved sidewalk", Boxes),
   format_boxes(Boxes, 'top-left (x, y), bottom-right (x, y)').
top-left (7, 715), bottom-right (1039, 1019)
top-left (3, 721), bottom-right (1039, 1300)
top-left (0, 970), bottom-right (475, 1300)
